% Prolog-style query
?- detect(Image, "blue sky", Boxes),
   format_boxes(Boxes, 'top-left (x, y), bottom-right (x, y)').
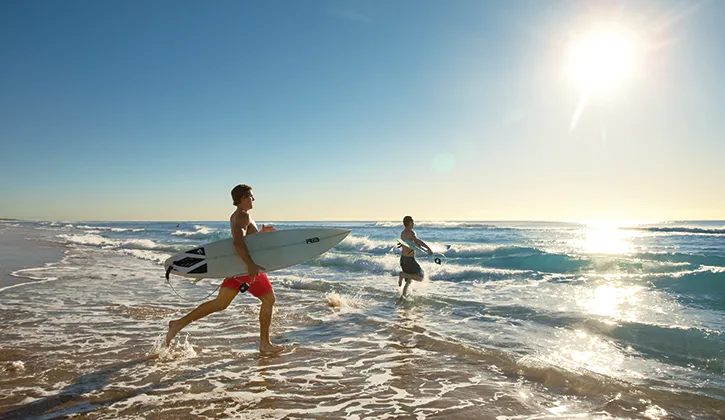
top-left (1, 0), bottom-right (723, 221)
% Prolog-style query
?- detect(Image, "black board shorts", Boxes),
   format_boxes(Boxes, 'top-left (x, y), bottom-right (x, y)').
top-left (400, 256), bottom-right (424, 277)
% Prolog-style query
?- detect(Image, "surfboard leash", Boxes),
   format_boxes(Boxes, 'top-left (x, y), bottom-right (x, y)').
top-left (164, 266), bottom-right (249, 303)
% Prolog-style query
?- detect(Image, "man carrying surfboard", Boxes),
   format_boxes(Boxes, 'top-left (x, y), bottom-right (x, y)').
top-left (166, 184), bottom-right (284, 354)
top-left (399, 215), bottom-right (433, 297)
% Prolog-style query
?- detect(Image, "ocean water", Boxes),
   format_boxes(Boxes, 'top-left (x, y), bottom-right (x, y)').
top-left (0, 220), bottom-right (724, 419)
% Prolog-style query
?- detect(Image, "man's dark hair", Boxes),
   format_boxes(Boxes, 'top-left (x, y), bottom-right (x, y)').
top-left (231, 184), bottom-right (252, 205)
top-left (403, 215), bottom-right (414, 227)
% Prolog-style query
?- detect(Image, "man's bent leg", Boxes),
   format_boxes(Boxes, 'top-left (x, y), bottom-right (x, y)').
top-left (166, 287), bottom-right (238, 346)
top-left (257, 291), bottom-right (284, 354)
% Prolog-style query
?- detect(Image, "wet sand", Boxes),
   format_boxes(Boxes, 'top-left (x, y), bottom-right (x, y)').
top-left (0, 225), bottom-right (66, 290)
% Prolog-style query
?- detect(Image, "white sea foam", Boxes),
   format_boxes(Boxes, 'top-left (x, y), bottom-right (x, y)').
top-left (643, 404), bottom-right (669, 419)
top-left (316, 252), bottom-right (401, 274)
top-left (444, 243), bottom-right (521, 257)
top-left (120, 249), bottom-right (171, 265)
top-left (339, 234), bottom-right (452, 255)
top-left (338, 235), bottom-right (397, 253)
top-left (6, 262), bottom-right (62, 286)
top-left (326, 291), bottom-right (370, 312)
top-left (339, 234), bottom-right (514, 261)
top-left (315, 251), bottom-right (528, 282)
top-left (3, 360), bottom-right (26, 373)
top-left (149, 333), bottom-right (198, 361)
top-left (74, 225), bottom-right (143, 232)
top-left (373, 221), bottom-right (497, 229)
top-left (57, 233), bottom-right (160, 250)
top-left (172, 225), bottom-right (218, 237)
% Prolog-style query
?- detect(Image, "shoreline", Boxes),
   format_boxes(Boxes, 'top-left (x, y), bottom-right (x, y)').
top-left (0, 225), bottom-right (67, 290)
top-left (0, 220), bottom-right (723, 418)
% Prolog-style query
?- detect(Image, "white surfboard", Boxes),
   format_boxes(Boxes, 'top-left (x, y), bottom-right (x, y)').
top-left (165, 228), bottom-right (351, 279)
top-left (396, 238), bottom-right (445, 265)
top-left (396, 238), bottom-right (430, 255)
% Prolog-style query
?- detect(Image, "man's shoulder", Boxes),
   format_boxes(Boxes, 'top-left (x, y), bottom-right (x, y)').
top-left (231, 210), bottom-right (250, 225)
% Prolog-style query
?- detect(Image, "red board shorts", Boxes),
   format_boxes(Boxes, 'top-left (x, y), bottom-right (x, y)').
top-left (221, 273), bottom-right (273, 298)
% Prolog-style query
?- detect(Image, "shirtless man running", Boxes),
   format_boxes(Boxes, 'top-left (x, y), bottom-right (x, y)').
top-left (166, 184), bottom-right (284, 354)
top-left (398, 215), bottom-right (433, 297)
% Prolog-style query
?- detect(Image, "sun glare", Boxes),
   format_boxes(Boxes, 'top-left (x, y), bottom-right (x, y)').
top-left (585, 283), bottom-right (643, 320)
top-left (577, 221), bottom-right (642, 255)
top-left (567, 27), bottom-right (639, 93)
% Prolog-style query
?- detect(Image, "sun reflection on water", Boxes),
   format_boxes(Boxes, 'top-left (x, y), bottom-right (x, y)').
top-left (543, 328), bottom-right (624, 377)
top-left (578, 221), bottom-right (644, 255)
top-left (584, 282), bottom-right (644, 321)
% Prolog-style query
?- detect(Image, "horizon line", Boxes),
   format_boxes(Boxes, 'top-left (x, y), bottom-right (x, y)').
top-left (3, 218), bottom-right (724, 223)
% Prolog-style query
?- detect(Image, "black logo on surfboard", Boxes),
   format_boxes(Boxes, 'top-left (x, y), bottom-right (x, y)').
top-left (305, 237), bottom-right (320, 244)
top-left (185, 247), bottom-right (206, 256)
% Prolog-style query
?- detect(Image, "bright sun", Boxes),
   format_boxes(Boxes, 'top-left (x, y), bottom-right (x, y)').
top-left (567, 27), bottom-right (639, 93)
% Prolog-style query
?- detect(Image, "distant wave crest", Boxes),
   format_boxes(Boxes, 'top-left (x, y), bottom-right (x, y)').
top-left (625, 226), bottom-right (725, 235)
top-left (171, 225), bottom-right (226, 241)
top-left (373, 221), bottom-right (498, 229)
top-left (66, 225), bottom-right (146, 233)
top-left (58, 233), bottom-right (166, 251)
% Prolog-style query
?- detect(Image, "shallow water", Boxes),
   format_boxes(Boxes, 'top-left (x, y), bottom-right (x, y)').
top-left (1, 220), bottom-right (723, 419)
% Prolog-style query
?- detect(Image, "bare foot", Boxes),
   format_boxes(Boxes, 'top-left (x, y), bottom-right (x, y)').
top-left (166, 320), bottom-right (182, 346)
top-left (260, 342), bottom-right (285, 354)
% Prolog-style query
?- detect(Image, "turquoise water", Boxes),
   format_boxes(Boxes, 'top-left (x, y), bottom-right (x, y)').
top-left (1, 220), bottom-right (724, 418)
